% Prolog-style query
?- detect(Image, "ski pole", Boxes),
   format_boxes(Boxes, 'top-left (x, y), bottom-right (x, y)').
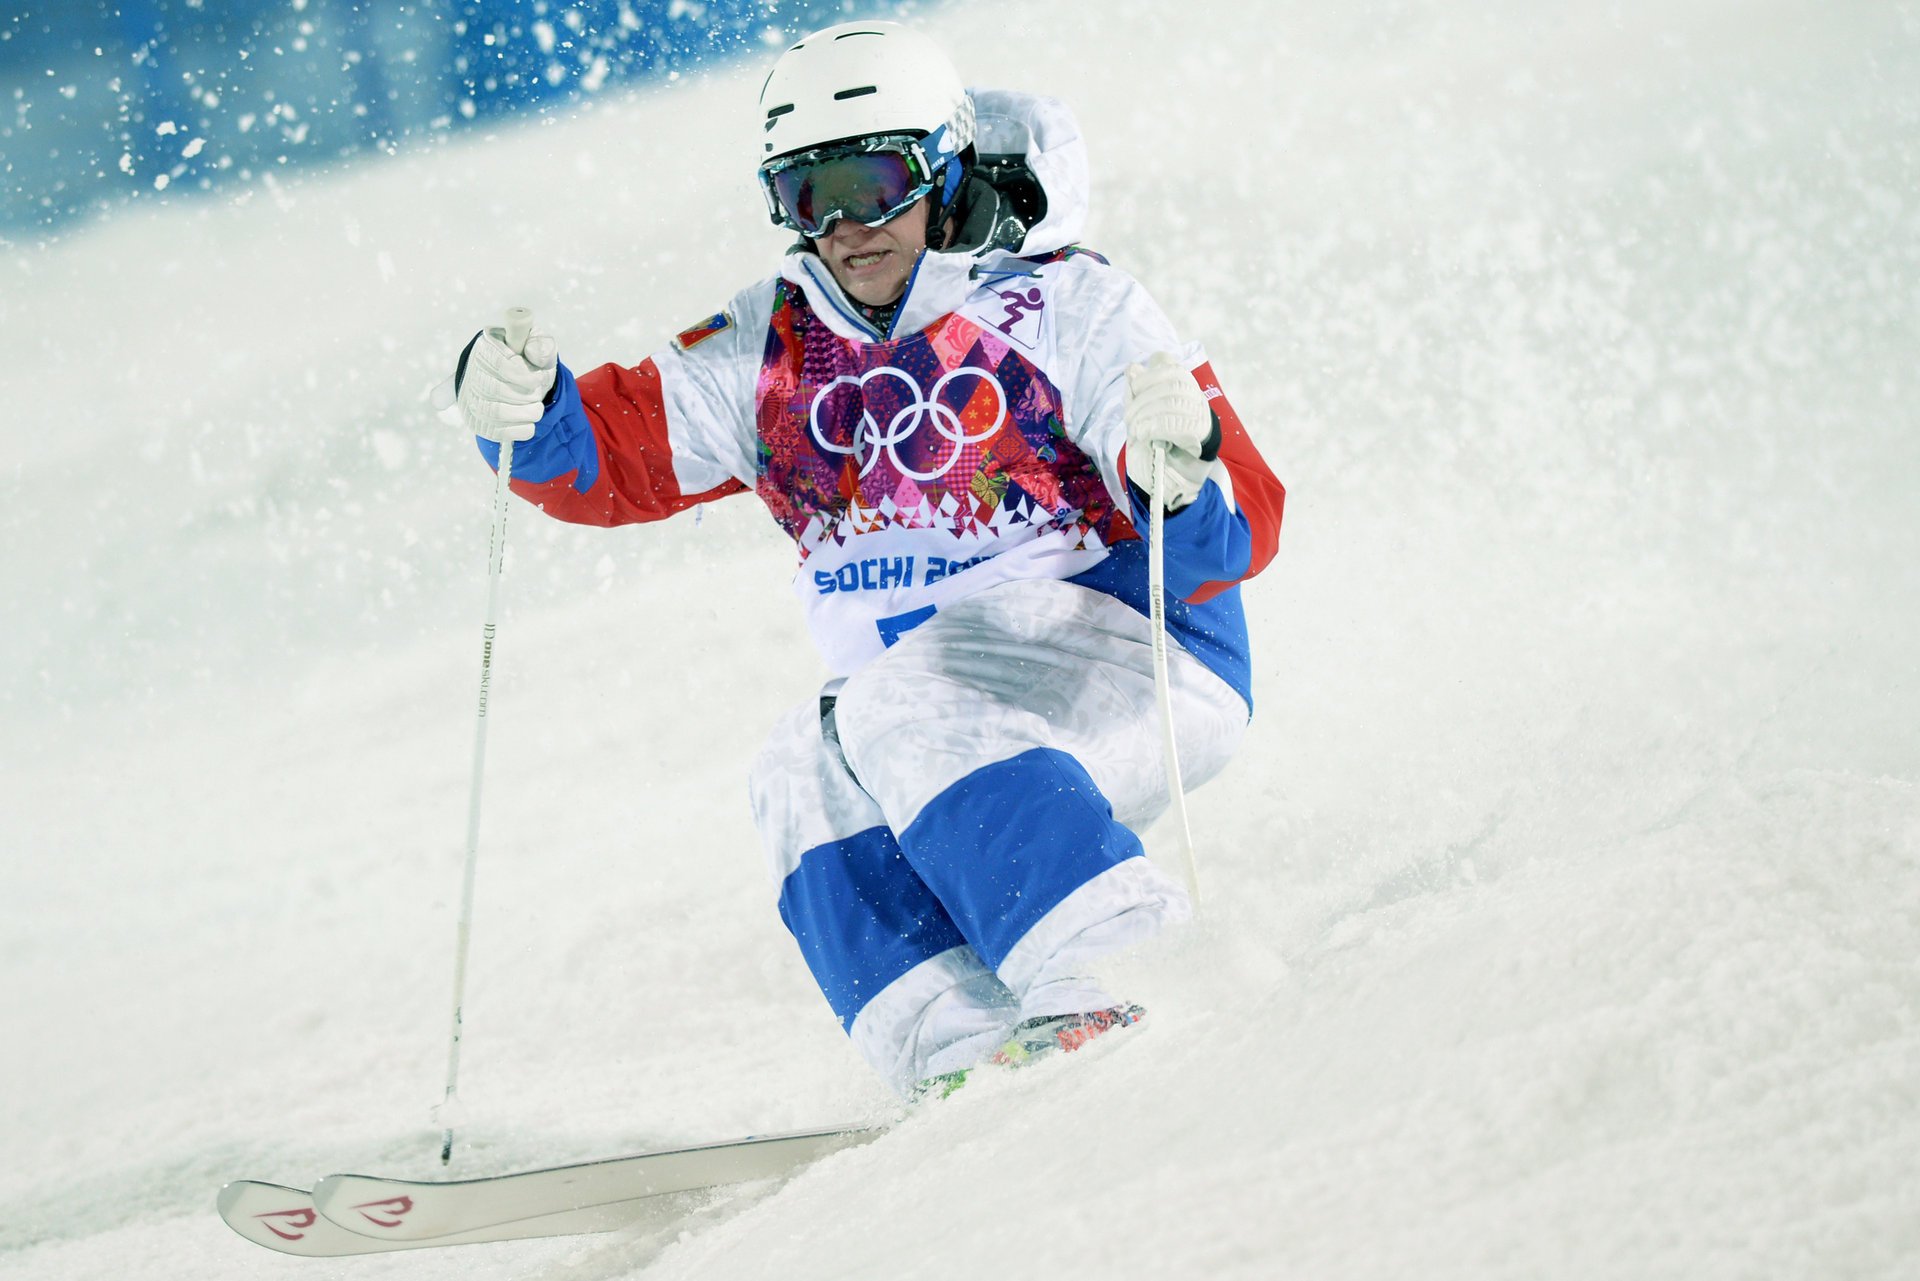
top-left (1148, 441), bottom-right (1201, 911)
top-left (437, 304), bottom-right (533, 1164)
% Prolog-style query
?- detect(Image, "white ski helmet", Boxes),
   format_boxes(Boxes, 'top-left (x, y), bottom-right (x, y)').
top-left (756, 21), bottom-right (976, 235)
top-left (758, 21), bottom-right (975, 163)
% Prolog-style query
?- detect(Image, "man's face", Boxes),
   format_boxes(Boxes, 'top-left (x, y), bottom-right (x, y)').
top-left (817, 198), bottom-right (931, 308)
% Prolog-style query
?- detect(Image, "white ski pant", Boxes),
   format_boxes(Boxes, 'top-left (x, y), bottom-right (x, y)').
top-left (749, 578), bottom-right (1247, 1096)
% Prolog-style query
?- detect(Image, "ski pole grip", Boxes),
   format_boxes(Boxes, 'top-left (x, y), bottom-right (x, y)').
top-left (502, 306), bottom-right (533, 357)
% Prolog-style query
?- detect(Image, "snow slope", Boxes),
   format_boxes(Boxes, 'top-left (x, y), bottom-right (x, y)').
top-left (3, 0), bottom-right (1917, 1276)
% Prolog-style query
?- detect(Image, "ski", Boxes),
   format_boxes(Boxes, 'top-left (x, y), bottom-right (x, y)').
top-left (309, 1124), bottom-right (881, 1244)
top-left (217, 1180), bottom-right (684, 1257)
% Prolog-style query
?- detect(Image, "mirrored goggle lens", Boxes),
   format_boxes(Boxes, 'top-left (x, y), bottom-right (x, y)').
top-left (769, 151), bottom-right (928, 236)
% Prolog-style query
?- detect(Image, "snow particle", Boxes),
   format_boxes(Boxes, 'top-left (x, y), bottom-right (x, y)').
top-left (370, 430), bottom-right (409, 471)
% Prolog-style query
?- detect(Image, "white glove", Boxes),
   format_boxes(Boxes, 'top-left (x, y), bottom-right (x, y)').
top-left (437, 324), bottom-right (560, 443)
top-left (1124, 351), bottom-right (1217, 511)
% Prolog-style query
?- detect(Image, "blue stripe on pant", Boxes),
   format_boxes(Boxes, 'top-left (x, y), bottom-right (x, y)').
top-left (897, 747), bottom-right (1144, 971)
top-left (777, 825), bottom-right (967, 1030)
top-left (776, 748), bottom-right (1145, 1031)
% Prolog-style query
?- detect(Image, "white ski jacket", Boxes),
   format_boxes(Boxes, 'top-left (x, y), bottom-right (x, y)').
top-left (482, 89), bottom-right (1284, 705)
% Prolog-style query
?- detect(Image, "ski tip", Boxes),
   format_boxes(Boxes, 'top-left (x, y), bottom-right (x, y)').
top-left (217, 1179), bottom-right (343, 1256)
top-left (214, 1180), bottom-right (246, 1217)
top-left (217, 1178), bottom-right (296, 1215)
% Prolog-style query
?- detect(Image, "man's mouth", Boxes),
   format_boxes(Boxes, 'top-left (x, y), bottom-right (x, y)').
top-left (844, 251), bottom-right (888, 269)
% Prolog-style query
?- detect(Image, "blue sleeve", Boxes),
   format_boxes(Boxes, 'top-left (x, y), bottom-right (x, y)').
top-left (1124, 478), bottom-right (1255, 603)
top-left (474, 361), bottom-right (602, 492)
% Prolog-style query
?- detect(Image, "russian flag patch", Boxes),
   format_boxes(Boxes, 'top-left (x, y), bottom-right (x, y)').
top-left (673, 310), bottom-right (732, 351)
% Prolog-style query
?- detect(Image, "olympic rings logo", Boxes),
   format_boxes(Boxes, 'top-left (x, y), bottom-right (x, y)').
top-left (807, 366), bottom-right (1007, 482)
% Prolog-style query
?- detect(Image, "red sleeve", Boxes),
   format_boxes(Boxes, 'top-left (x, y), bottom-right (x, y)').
top-left (509, 358), bottom-right (749, 527)
top-left (1187, 360), bottom-right (1285, 603)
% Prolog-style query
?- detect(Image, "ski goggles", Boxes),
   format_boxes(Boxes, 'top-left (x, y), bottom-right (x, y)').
top-left (758, 134), bottom-right (941, 237)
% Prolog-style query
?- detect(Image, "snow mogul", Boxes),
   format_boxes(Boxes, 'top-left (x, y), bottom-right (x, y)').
top-left (446, 20), bottom-right (1286, 1098)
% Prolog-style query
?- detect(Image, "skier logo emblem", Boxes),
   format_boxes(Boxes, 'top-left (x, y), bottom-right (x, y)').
top-left (808, 366), bottom-right (1007, 482)
top-left (990, 285), bottom-right (1045, 348)
top-left (995, 287), bottom-right (1043, 333)
top-left (350, 1195), bottom-right (416, 1229)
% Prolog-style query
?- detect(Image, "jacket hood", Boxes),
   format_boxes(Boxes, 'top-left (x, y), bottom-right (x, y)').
top-left (966, 87), bottom-right (1090, 258)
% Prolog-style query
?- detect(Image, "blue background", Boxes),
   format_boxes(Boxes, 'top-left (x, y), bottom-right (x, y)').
top-left (0, 0), bottom-right (926, 237)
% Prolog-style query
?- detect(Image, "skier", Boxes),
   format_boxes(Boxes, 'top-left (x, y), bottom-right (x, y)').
top-left (445, 20), bottom-right (1286, 1098)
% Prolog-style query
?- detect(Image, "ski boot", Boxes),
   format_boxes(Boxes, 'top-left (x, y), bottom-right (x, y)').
top-left (910, 1004), bottom-right (1146, 1101)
